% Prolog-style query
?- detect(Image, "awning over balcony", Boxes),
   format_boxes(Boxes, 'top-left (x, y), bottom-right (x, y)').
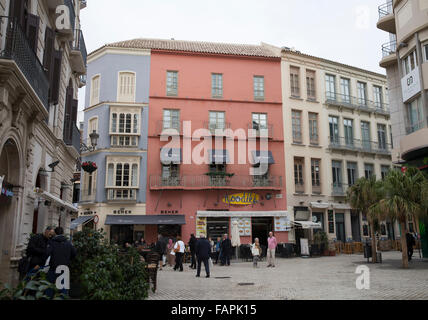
top-left (251, 150), bottom-right (275, 165)
top-left (160, 148), bottom-right (182, 165)
top-left (208, 149), bottom-right (231, 164)
top-left (105, 215), bottom-right (186, 225)
top-left (70, 215), bottom-right (94, 230)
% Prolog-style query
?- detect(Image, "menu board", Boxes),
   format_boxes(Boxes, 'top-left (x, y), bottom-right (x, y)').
top-left (196, 217), bottom-right (207, 238)
top-left (274, 216), bottom-right (291, 232)
top-left (232, 217), bottom-right (251, 236)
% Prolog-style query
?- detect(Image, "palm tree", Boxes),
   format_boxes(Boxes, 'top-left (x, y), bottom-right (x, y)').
top-left (347, 176), bottom-right (383, 263)
top-left (372, 168), bottom-right (427, 268)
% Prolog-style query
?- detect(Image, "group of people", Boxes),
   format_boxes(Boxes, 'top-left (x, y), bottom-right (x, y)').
top-left (21, 226), bottom-right (76, 296)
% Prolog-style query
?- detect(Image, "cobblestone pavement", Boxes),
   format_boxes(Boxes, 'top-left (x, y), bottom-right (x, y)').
top-left (148, 251), bottom-right (428, 300)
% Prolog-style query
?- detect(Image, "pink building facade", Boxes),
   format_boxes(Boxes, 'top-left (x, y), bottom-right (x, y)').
top-left (145, 41), bottom-right (289, 248)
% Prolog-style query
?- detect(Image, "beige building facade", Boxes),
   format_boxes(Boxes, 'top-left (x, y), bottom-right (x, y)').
top-left (0, 0), bottom-right (86, 285)
top-left (280, 48), bottom-right (397, 245)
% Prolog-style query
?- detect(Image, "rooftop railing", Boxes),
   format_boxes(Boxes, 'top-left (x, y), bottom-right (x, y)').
top-left (0, 16), bottom-right (49, 110)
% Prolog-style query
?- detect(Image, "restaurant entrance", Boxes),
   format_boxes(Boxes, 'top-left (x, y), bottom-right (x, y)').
top-left (251, 217), bottom-right (273, 247)
top-left (207, 218), bottom-right (229, 241)
top-left (110, 225), bottom-right (134, 247)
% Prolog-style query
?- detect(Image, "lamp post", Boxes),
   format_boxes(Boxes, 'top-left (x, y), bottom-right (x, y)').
top-left (81, 130), bottom-right (99, 153)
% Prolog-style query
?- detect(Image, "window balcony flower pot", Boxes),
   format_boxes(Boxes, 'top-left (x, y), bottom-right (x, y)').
top-left (81, 161), bottom-right (98, 174)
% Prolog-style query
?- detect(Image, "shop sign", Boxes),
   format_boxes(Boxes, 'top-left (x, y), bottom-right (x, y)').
top-left (196, 217), bottom-right (207, 238)
top-left (401, 67), bottom-right (421, 103)
top-left (223, 192), bottom-right (259, 205)
top-left (113, 208), bottom-right (132, 214)
top-left (274, 216), bottom-right (291, 232)
top-left (232, 217), bottom-right (251, 236)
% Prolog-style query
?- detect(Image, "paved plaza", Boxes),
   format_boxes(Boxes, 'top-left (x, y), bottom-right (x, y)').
top-left (148, 251), bottom-right (428, 300)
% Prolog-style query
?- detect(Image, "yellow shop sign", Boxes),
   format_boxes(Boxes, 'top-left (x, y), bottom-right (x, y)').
top-left (223, 192), bottom-right (260, 205)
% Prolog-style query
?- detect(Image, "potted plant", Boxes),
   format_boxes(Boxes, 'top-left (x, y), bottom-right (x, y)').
top-left (314, 231), bottom-right (329, 256)
top-left (81, 161), bottom-right (97, 174)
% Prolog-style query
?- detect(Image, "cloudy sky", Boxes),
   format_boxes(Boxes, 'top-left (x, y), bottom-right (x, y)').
top-left (78, 0), bottom-right (390, 120)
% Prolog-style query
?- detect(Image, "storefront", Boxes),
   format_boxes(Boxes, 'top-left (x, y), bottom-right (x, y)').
top-left (196, 210), bottom-right (290, 245)
top-left (104, 215), bottom-right (186, 246)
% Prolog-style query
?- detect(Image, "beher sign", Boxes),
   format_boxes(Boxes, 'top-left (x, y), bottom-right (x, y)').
top-left (223, 192), bottom-right (260, 205)
top-left (401, 67), bottom-right (421, 103)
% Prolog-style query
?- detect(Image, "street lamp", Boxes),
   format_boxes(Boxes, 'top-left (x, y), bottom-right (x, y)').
top-left (81, 130), bottom-right (99, 152)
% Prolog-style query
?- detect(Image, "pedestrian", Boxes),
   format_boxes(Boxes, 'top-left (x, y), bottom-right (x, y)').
top-left (24, 226), bottom-right (55, 278)
top-left (220, 234), bottom-right (232, 266)
top-left (167, 238), bottom-right (175, 267)
top-left (267, 231), bottom-right (277, 267)
top-left (251, 238), bottom-right (261, 268)
top-left (173, 235), bottom-right (185, 272)
top-left (406, 232), bottom-right (416, 261)
top-left (195, 234), bottom-right (211, 278)
top-left (188, 234), bottom-right (197, 269)
top-left (46, 227), bottom-right (77, 296)
top-left (154, 234), bottom-right (166, 270)
top-left (215, 237), bottom-right (222, 264)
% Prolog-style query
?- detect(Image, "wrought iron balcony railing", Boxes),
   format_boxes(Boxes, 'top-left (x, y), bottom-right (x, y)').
top-left (329, 136), bottom-right (392, 155)
top-left (203, 121), bottom-right (232, 135)
top-left (71, 29), bottom-right (87, 68)
top-left (378, 1), bottom-right (393, 19)
top-left (156, 120), bottom-right (182, 135)
top-left (325, 92), bottom-right (390, 115)
top-left (247, 123), bottom-right (274, 139)
top-left (332, 182), bottom-right (346, 196)
top-left (0, 16), bottom-right (49, 110)
top-left (149, 175), bottom-right (282, 189)
top-left (382, 40), bottom-right (397, 58)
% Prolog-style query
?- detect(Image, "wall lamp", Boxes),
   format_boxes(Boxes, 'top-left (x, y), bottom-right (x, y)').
top-left (39, 160), bottom-right (60, 174)
top-left (81, 130), bottom-right (99, 152)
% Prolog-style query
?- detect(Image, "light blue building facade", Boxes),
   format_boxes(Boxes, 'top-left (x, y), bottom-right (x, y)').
top-left (77, 47), bottom-right (151, 242)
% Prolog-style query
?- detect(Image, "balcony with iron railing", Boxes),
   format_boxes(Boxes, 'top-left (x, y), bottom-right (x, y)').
top-left (247, 123), bottom-right (274, 139)
top-left (203, 121), bottom-right (232, 136)
top-left (377, 1), bottom-right (395, 33)
top-left (380, 40), bottom-right (397, 68)
top-left (329, 136), bottom-right (392, 155)
top-left (325, 92), bottom-right (390, 115)
top-left (0, 16), bottom-right (49, 111)
top-left (106, 188), bottom-right (137, 202)
top-left (70, 29), bottom-right (87, 74)
top-left (149, 175), bottom-right (282, 190)
top-left (155, 120), bottom-right (182, 136)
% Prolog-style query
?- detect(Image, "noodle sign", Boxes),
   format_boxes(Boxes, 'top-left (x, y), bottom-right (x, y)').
top-left (223, 192), bottom-right (260, 205)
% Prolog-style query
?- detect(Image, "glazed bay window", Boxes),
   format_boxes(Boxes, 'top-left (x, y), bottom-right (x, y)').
top-left (290, 66), bottom-right (300, 98)
top-left (357, 81), bottom-right (367, 106)
top-left (308, 113), bottom-right (319, 145)
top-left (212, 73), bottom-right (223, 98)
top-left (254, 76), bottom-right (265, 100)
top-left (292, 110), bottom-right (302, 144)
top-left (311, 159), bottom-right (321, 194)
top-left (106, 157), bottom-right (139, 201)
top-left (110, 108), bottom-right (140, 147)
top-left (166, 71), bottom-right (178, 96)
top-left (306, 70), bottom-right (316, 100)
top-left (294, 158), bottom-right (304, 193)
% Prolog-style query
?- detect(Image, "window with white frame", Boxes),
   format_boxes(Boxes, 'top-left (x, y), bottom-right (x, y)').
top-left (373, 86), bottom-right (383, 109)
top-left (106, 158), bottom-right (139, 200)
top-left (357, 81), bottom-right (367, 106)
top-left (212, 73), bottom-right (223, 98)
top-left (325, 74), bottom-right (336, 100)
top-left (290, 67), bottom-right (300, 97)
top-left (90, 75), bottom-right (100, 106)
top-left (403, 50), bottom-right (418, 75)
top-left (340, 78), bottom-right (351, 103)
top-left (254, 76), bottom-right (265, 100)
top-left (88, 117), bottom-right (98, 145)
top-left (82, 171), bottom-right (97, 201)
top-left (166, 71), bottom-right (178, 96)
top-left (163, 109), bottom-right (180, 130)
top-left (110, 108), bottom-right (140, 147)
top-left (306, 70), bottom-right (316, 100)
top-left (252, 113), bottom-right (267, 130)
top-left (117, 72), bottom-right (136, 102)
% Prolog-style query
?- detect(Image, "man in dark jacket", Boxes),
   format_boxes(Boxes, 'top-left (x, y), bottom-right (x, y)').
top-left (154, 234), bottom-right (166, 270)
top-left (188, 234), bottom-right (197, 269)
top-left (46, 227), bottom-right (76, 294)
top-left (406, 232), bottom-right (416, 261)
top-left (26, 226), bottom-right (54, 273)
top-left (195, 235), bottom-right (211, 278)
top-left (220, 234), bottom-right (232, 266)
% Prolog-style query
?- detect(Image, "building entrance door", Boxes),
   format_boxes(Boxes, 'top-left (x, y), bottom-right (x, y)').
top-left (251, 217), bottom-right (273, 248)
top-left (335, 213), bottom-right (345, 242)
top-left (207, 218), bottom-right (229, 242)
top-left (351, 211), bottom-right (361, 242)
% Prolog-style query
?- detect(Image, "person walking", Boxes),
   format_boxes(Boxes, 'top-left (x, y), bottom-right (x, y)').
top-left (220, 234), bottom-right (232, 266)
top-left (251, 238), bottom-right (261, 268)
top-left (188, 234), bottom-right (197, 269)
top-left (173, 236), bottom-right (185, 272)
top-left (154, 234), bottom-right (166, 270)
top-left (166, 239), bottom-right (175, 267)
top-left (406, 232), bottom-right (416, 262)
top-left (214, 237), bottom-right (222, 264)
top-left (46, 227), bottom-right (77, 296)
top-left (24, 226), bottom-right (54, 277)
top-left (195, 235), bottom-right (211, 278)
top-left (267, 231), bottom-right (277, 267)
